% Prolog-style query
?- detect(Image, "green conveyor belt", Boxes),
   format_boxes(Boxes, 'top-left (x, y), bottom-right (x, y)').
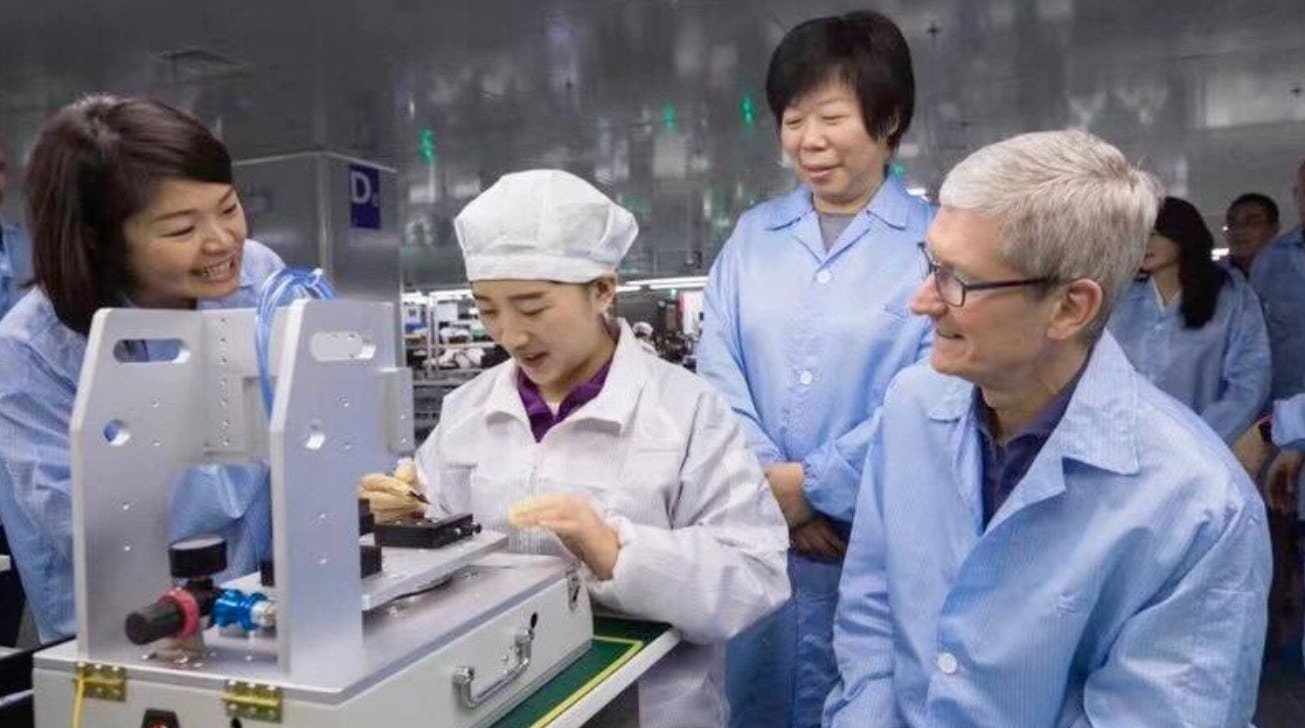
top-left (493, 617), bottom-right (672, 728)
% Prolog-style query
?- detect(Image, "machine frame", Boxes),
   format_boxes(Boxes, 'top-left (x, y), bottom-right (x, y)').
top-left (32, 300), bottom-right (592, 727)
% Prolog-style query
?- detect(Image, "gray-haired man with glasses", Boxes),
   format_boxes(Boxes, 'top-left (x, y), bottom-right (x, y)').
top-left (825, 129), bottom-right (1270, 726)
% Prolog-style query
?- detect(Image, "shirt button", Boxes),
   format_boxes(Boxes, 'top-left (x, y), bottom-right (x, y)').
top-left (816, 270), bottom-right (832, 284)
top-left (936, 652), bottom-right (959, 675)
top-left (798, 370), bottom-right (814, 386)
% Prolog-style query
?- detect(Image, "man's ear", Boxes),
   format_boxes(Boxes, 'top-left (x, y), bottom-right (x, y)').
top-left (1047, 278), bottom-right (1103, 342)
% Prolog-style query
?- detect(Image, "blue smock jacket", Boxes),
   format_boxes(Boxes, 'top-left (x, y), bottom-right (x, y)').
top-left (697, 176), bottom-right (933, 727)
top-left (1249, 227), bottom-right (1305, 403)
top-left (1107, 272), bottom-right (1270, 444)
top-left (1269, 239), bottom-right (1305, 658)
top-left (824, 334), bottom-right (1270, 727)
top-left (0, 221), bottom-right (31, 321)
top-left (0, 240), bottom-right (283, 641)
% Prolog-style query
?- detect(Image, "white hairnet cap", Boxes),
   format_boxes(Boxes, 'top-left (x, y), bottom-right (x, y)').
top-left (455, 169), bottom-right (638, 283)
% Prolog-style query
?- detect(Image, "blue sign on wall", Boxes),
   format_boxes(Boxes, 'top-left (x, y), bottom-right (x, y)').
top-left (349, 163), bottom-right (381, 230)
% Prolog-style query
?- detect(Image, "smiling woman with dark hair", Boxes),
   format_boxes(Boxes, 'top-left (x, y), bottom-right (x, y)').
top-left (0, 95), bottom-right (285, 642)
top-left (1108, 196), bottom-right (1270, 445)
top-left (695, 11), bottom-right (934, 728)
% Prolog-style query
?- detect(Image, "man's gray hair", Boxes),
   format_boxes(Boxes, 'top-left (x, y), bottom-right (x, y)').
top-left (940, 129), bottom-right (1162, 339)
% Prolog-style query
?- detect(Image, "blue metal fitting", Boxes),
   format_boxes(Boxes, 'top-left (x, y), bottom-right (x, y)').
top-left (212, 589), bottom-right (270, 632)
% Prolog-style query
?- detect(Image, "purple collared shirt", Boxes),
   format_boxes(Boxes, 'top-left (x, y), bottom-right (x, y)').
top-left (518, 360), bottom-right (612, 442)
top-left (974, 365), bottom-right (1085, 527)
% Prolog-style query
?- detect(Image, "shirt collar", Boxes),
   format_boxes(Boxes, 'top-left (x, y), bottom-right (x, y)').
top-left (517, 355), bottom-right (612, 435)
top-left (973, 359), bottom-right (1084, 447)
top-left (765, 174), bottom-right (913, 232)
top-left (1145, 278), bottom-right (1181, 313)
top-left (485, 318), bottom-right (647, 432)
top-left (929, 332), bottom-right (1140, 476)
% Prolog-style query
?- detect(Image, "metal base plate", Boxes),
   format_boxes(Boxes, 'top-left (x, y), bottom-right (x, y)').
top-left (34, 559), bottom-right (593, 727)
top-left (226, 529), bottom-right (507, 612)
top-left (36, 553), bottom-right (584, 700)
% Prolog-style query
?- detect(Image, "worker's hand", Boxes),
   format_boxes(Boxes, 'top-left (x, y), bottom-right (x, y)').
top-left (1266, 448), bottom-right (1305, 516)
top-left (790, 516), bottom-right (846, 560)
top-left (1232, 419), bottom-right (1270, 479)
top-left (765, 462), bottom-right (814, 527)
top-left (358, 458), bottom-right (428, 523)
top-left (509, 494), bottom-right (620, 580)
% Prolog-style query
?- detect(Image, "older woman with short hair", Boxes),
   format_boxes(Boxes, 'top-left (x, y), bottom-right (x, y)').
top-left (695, 12), bottom-right (933, 725)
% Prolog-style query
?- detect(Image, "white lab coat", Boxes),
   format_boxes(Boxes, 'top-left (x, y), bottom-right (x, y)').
top-left (414, 320), bottom-right (791, 727)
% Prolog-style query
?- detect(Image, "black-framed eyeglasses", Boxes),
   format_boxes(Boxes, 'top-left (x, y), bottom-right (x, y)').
top-left (917, 242), bottom-right (1054, 307)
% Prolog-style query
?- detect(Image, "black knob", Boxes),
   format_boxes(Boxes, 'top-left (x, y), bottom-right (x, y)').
top-left (125, 600), bottom-right (183, 645)
top-left (168, 534), bottom-right (227, 579)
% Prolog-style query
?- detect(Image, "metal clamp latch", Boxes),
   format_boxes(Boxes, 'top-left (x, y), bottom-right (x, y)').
top-left (567, 568), bottom-right (582, 610)
top-left (73, 662), bottom-right (127, 702)
top-left (453, 627), bottom-right (534, 709)
top-left (223, 680), bottom-right (284, 723)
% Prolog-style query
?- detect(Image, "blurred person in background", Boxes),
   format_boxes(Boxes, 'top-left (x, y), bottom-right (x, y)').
top-left (1222, 192), bottom-right (1280, 278)
top-left (1109, 196), bottom-right (1269, 446)
top-left (1258, 158), bottom-right (1305, 669)
top-left (0, 136), bottom-right (33, 321)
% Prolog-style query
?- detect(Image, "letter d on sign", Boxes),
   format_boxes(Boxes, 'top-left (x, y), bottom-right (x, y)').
top-left (349, 163), bottom-right (381, 230)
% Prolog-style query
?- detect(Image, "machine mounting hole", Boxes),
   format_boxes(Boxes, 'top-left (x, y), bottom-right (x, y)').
top-left (304, 421), bottom-right (326, 450)
top-left (103, 420), bottom-right (130, 446)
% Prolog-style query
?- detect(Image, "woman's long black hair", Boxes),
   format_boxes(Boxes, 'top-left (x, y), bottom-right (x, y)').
top-left (1156, 196), bottom-right (1227, 329)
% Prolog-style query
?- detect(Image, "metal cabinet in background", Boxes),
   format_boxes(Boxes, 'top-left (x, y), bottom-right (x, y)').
top-left (234, 151), bottom-right (401, 331)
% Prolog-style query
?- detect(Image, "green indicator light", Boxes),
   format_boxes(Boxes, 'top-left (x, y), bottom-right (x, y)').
top-left (661, 103), bottom-right (677, 132)
top-left (419, 128), bottom-right (436, 162)
top-left (741, 94), bottom-right (756, 128)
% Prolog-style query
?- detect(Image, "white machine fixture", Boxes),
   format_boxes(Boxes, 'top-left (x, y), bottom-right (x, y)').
top-left (32, 299), bottom-right (592, 727)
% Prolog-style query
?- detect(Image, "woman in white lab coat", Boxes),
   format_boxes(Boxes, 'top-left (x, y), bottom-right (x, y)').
top-left (364, 169), bottom-right (790, 728)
